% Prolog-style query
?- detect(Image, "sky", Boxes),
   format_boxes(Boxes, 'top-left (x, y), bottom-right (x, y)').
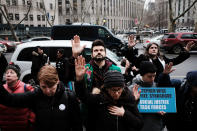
top-left (144, 0), bottom-right (155, 9)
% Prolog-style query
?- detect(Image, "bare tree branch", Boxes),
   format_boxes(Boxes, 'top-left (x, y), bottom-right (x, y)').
top-left (0, 4), bottom-right (18, 41)
top-left (174, 0), bottom-right (197, 21)
top-left (14, 0), bottom-right (32, 29)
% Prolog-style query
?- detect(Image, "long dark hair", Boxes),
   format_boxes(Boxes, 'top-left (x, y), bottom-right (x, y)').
top-left (144, 43), bottom-right (163, 59)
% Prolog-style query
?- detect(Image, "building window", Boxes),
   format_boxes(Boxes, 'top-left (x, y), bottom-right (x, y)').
top-left (59, 6), bottom-right (62, 15)
top-left (15, 14), bottom-right (19, 20)
top-left (66, 0), bottom-right (69, 4)
top-left (50, 3), bottom-right (53, 10)
top-left (66, 8), bottom-right (70, 15)
top-left (42, 15), bottom-right (45, 21)
top-left (6, 0), bottom-right (11, 6)
top-left (38, 25), bottom-right (41, 27)
top-left (36, 2), bottom-right (39, 8)
top-left (29, 14), bottom-right (33, 21)
top-left (22, 0), bottom-right (25, 5)
top-left (8, 13), bottom-right (13, 20)
top-left (24, 14), bottom-right (28, 21)
top-left (40, 2), bottom-right (43, 9)
top-left (73, 0), bottom-right (77, 14)
top-left (37, 15), bottom-right (41, 21)
top-left (12, 0), bottom-right (17, 6)
top-left (42, 25), bottom-right (45, 27)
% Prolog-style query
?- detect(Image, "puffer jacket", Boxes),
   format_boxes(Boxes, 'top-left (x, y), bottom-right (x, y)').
top-left (0, 80), bottom-right (35, 131)
top-left (0, 82), bottom-right (82, 131)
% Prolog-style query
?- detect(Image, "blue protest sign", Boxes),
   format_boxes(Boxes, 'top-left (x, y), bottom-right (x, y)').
top-left (138, 87), bottom-right (176, 113)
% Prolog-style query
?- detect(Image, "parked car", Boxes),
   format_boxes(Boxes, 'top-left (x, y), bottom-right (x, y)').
top-left (51, 25), bottom-right (126, 54)
top-left (143, 35), bottom-right (164, 48)
top-left (0, 38), bottom-right (18, 52)
top-left (11, 40), bottom-right (125, 83)
top-left (0, 43), bottom-right (7, 53)
top-left (22, 36), bottom-right (51, 43)
top-left (160, 32), bottom-right (197, 54)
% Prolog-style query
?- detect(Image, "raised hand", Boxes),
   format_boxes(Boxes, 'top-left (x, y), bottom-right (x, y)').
top-left (75, 55), bottom-right (88, 81)
top-left (132, 84), bottom-right (141, 101)
top-left (184, 41), bottom-right (196, 52)
top-left (108, 106), bottom-right (125, 117)
top-left (163, 62), bottom-right (175, 74)
top-left (128, 35), bottom-right (137, 48)
top-left (71, 35), bottom-right (86, 58)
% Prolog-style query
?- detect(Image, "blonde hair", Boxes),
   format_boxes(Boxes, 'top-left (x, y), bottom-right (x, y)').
top-left (38, 65), bottom-right (59, 87)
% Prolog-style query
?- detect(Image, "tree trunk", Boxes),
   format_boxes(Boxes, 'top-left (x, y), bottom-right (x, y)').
top-left (194, 22), bottom-right (197, 33)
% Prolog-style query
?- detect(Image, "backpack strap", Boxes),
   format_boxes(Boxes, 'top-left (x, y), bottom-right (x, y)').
top-left (24, 84), bottom-right (27, 92)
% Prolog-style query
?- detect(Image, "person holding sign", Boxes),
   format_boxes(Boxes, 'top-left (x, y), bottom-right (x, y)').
top-left (74, 55), bottom-right (144, 131)
top-left (129, 61), bottom-right (174, 131)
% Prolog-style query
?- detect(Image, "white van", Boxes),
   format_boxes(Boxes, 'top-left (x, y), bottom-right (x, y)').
top-left (11, 40), bottom-right (125, 82)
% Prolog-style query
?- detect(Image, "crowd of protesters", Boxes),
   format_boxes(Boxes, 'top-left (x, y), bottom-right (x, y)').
top-left (0, 34), bottom-right (196, 131)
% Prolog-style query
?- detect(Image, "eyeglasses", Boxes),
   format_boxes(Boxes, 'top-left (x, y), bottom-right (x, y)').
top-left (108, 87), bottom-right (123, 93)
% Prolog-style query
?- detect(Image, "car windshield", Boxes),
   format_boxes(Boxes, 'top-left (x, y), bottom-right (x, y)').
top-left (106, 49), bottom-right (121, 63)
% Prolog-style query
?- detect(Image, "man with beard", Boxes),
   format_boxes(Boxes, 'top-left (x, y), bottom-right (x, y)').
top-left (80, 39), bottom-right (121, 131)
top-left (84, 39), bottom-right (121, 93)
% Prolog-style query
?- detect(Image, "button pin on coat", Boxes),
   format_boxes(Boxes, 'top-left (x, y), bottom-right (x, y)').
top-left (59, 104), bottom-right (66, 111)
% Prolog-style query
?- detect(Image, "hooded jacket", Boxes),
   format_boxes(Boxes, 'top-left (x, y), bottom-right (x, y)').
top-left (0, 80), bottom-right (35, 131)
top-left (75, 80), bottom-right (143, 131)
top-left (0, 82), bottom-right (82, 131)
top-left (129, 74), bottom-right (168, 131)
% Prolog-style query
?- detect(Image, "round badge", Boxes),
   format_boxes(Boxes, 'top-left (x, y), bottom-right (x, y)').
top-left (59, 104), bottom-right (66, 111)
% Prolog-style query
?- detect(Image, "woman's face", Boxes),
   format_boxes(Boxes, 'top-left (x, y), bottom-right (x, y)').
top-left (107, 87), bottom-right (123, 100)
top-left (148, 44), bottom-right (158, 56)
top-left (40, 81), bottom-right (58, 97)
top-left (5, 69), bottom-right (18, 86)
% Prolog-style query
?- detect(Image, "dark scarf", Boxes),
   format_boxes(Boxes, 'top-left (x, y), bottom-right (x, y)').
top-left (89, 59), bottom-right (112, 88)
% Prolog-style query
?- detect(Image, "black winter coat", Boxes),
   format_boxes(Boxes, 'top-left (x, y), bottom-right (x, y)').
top-left (56, 57), bottom-right (75, 84)
top-left (75, 80), bottom-right (143, 131)
top-left (160, 72), bottom-right (197, 131)
top-left (0, 53), bottom-right (8, 82)
top-left (0, 82), bottom-right (82, 131)
top-left (126, 50), bottom-right (190, 82)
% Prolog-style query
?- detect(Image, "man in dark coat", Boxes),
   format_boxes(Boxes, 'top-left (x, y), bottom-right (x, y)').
top-left (56, 48), bottom-right (75, 85)
top-left (0, 51), bottom-right (8, 82)
top-left (31, 46), bottom-right (47, 84)
top-left (0, 65), bottom-right (82, 131)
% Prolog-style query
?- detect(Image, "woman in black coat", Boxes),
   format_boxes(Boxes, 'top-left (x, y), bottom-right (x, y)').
top-left (124, 35), bottom-right (195, 82)
top-left (75, 56), bottom-right (143, 131)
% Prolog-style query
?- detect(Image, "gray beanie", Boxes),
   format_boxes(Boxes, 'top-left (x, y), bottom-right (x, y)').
top-left (104, 70), bottom-right (125, 88)
top-left (5, 63), bottom-right (21, 78)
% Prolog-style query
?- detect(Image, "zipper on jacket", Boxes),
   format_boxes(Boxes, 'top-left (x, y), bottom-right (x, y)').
top-left (116, 116), bottom-right (119, 131)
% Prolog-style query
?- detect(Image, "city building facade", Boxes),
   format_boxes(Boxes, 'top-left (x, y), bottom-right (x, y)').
top-left (173, 0), bottom-right (196, 29)
top-left (0, 0), bottom-right (145, 32)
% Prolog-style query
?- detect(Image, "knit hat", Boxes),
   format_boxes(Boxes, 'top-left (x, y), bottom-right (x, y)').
top-left (186, 71), bottom-right (197, 87)
top-left (5, 62), bottom-right (21, 78)
top-left (104, 70), bottom-right (125, 88)
top-left (139, 61), bottom-right (157, 76)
